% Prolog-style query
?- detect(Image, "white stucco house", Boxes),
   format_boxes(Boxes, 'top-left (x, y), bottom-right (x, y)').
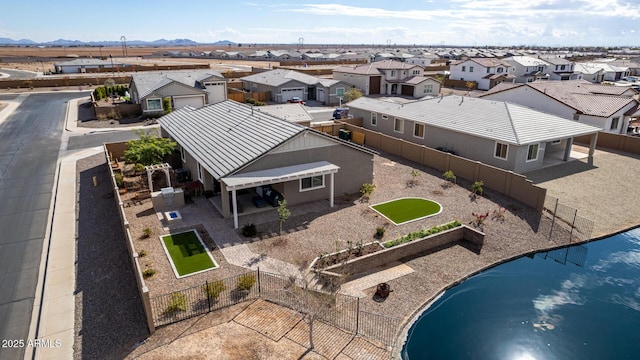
top-left (449, 58), bottom-right (515, 90)
top-left (502, 56), bottom-right (552, 83)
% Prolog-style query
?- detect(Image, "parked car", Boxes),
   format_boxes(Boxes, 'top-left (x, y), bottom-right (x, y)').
top-left (288, 97), bottom-right (305, 105)
top-left (333, 107), bottom-right (349, 119)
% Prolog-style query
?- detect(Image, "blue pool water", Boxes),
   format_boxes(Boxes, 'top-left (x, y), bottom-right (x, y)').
top-left (402, 227), bottom-right (640, 360)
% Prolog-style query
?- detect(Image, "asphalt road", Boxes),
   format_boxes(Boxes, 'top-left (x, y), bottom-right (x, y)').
top-left (0, 92), bottom-right (75, 359)
top-left (0, 68), bottom-right (37, 79)
top-left (66, 129), bottom-right (140, 150)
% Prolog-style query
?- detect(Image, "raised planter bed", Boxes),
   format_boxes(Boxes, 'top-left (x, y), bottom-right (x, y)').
top-left (312, 222), bottom-right (484, 284)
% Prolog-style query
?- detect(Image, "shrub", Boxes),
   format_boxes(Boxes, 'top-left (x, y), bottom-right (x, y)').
top-left (143, 268), bottom-right (156, 278)
top-left (360, 183), bottom-right (376, 199)
top-left (203, 280), bottom-right (226, 300)
top-left (142, 227), bottom-right (152, 238)
top-left (383, 220), bottom-right (462, 248)
top-left (165, 292), bottom-right (188, 315)
top-left (471, 181), bottom-right (484, 196)
top-left (236, 273), bottom-right (256, 291)
top-left (375, 226), bottom-right (386, 238)
top-left (241, 223), bottom-right (257, 237)
top-left (114, 172), bottom-right (124, 188)
top-left (443, 170), bottom-right (456, 183)
top-left (138, 249), bottom-right (147, 257)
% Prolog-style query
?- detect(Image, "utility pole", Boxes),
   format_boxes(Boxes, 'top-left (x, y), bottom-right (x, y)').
top-left (120, 36), bottom-right (127, 57)
top-left (109, 54), bottom-right (114, 77)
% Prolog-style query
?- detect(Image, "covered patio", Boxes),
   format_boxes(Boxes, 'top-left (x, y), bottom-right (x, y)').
top-left (220, 161), bottom-right (340, 228)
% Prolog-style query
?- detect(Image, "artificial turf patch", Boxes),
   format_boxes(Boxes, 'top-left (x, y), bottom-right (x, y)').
top-left (370, 197), bottom-right (442, 225)
top-left (160, 230), bottom-right (218, 277)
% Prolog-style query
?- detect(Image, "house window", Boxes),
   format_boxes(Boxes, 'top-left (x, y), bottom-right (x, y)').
top-left (494, 142), bottom-right (508, 160)
top-left (371, 112), bottom-right (377, 126)
top-left (414, 123), bottom-right (425, 138)
top-left (381, 114), bottom-right (388, 120)
top-left (610, 117), bottom-right (620, 130)
top-left (197, 163), bottom-right (204, 182)
top-left (336, 88), bottom-right (345, 96)
top-left (424, 84), bottom-right (433, 94)
top-left (527, 143), bottom-right (539, 162)
top-left (497, 67), bottom-right (503, 73)
top-left (146, 98), bottom-right (162, 111)
top-left (300, 175), bottom-right (324, 191)
top-left (394, 118), bottom-right (404, 133)
top-left (412, 70), bottom-right (420, 75)
top-left (462, 66), bottom-right (466, 72)
top-left (551, 140), bottom-right (561, 145)
top-left (573, 113), bottom-right (580, 121)
top-left (469, 66), bottom-right (474, 73)
top-left (560, 65), bottom-right (566, 70)
top-left (391, 70), bottom-right (396, 76)
top-left (486, 68), bottom-right (491, 73)
top-left (180, 146), bottom-right (186, 162)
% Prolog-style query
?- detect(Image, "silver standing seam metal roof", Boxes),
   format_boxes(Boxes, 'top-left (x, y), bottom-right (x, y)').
top-left (131, 69), bottom-right (225, 99)
top-left (347, 95), bottom-right (600, 145)
top-left (157, 100), bottom-right (305, 180)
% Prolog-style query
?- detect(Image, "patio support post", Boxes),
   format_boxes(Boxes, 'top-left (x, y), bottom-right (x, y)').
top-left (232, 189), bottom-right (238, 229)
top-left (588, 132), bottom-right (598, 166)
top-left (330, 173), bottom-right (335, 208)
top-left (563, 137), bottom-right (574, 161)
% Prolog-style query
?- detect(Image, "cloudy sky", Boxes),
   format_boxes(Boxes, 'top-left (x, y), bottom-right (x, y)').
top-left (3, 0), bottom-right (640, 46)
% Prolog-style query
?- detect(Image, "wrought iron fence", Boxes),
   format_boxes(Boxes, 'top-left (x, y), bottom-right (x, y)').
top-left (543, 195), bottom-right (594, 243)
top-left (149, 269), bottom-right (402, 346)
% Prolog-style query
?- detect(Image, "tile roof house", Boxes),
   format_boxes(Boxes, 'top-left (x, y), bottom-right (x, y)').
top-left (129, 69), bottom-right (227, 114)
top-left (449, 58), bottom-right (515, 90)
top-left (346, 95), bottom-right (600, 173)
top-left (157, 100), bottom-right (375, 228)
top-left (480, 80), bottom-right (639, 133)
top-left (333, 60), bottom-right (441, 97)
top-left (240, 69), bottom-right (352, 106)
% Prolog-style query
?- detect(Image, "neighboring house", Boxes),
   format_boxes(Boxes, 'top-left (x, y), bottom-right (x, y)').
top-left (54, 58), bottom-right (124, 74)
top-left (333, 60), bottom-right (441, 97)
top-left (346, 96), bottom-right (600, 173)
top-left (574, 62), bottom-right (630, 82)
top-left (481, 80), bottom-right (639, 134)
top-left (157, 100), bottom-right (375, 228)
top-left (449, 58), bottom-right (515, 90)
top-left (538, 56), bottom-right (581, 80)
top-left (406, 55), bottom-right (438, 66)
top-left (240, 69), bottom-right (352, 105)
top-left (502, 56), bottom-right (551, 83)
top-left (129, 69), bottom-right (227, 114)
top-left (254, 103), bottom-right (314, 126)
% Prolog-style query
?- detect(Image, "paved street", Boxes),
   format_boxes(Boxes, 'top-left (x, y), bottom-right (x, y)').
top-left (0, 93), bottom-right (76, 359)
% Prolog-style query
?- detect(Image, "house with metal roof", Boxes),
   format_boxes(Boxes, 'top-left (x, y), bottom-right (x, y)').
top-left (254, 103), bottom-right (314, 126)
top-left (333, 60), bottom-right (441, 97)
top-left (449, 58), bottom-right (515, 90)
top-left (346, 95), bottom-right (600, 173)
top-left (157, 100), bottom-right (375, 228)
top-left (574, 62), bottom-right (630, 83)
top-left (480, 80), bottom-right (640, 133)
top-left (240, 69), bottom-right (352, 105)
top-left (54, 58), bottom-right (125, 74)
top-left (129, 69), bottom-right (227, 114)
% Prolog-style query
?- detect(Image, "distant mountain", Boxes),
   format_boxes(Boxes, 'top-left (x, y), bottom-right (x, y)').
top-left (0, 37), bottom-right (36, 45)
top-left (0, 37), bottom-right (226, 46)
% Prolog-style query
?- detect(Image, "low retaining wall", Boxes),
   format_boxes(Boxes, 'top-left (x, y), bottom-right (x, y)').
top-left (104, 144), bottom-right (155, 334)
top-left (319, 225), bottom-right (484, 282)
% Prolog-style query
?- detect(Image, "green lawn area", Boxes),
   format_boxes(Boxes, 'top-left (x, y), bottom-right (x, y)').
top-left (161, 230), bottom-right (218, 278)
top-left (370, 197), bottom-right (442, 225)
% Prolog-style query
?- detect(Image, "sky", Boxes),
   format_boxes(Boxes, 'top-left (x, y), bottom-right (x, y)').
top-left (3, 0), bottom-right (640, 47)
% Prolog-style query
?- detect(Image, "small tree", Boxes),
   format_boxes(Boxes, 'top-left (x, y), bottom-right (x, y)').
top-left (408, 169), bottom-right (420, 187)
top-left (465, 81), bottom-right (476, 92)
top-left (124, 129), bottom-right (177, 166)
top-left (344, 87), bottom-right (363, 102)
top-left (162, 97), bottom-right (172, 114)
top-left (277, 199), bottom-right (291, 235)
top-left (471, 181), bottom-right (484, 196)
top-left (360, 183), bottom-right (375, 201)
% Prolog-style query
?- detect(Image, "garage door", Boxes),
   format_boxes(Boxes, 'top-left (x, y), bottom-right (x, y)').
top-left (401, 85), bottom-right (414, 96)
top-left (280, 88), bottom-right (304, 102)
top-left (173, 95), bottom-right (205, 109)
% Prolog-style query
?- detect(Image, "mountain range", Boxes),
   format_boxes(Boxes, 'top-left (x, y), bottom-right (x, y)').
top-left (0, 38), bottom-right (236, 46)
